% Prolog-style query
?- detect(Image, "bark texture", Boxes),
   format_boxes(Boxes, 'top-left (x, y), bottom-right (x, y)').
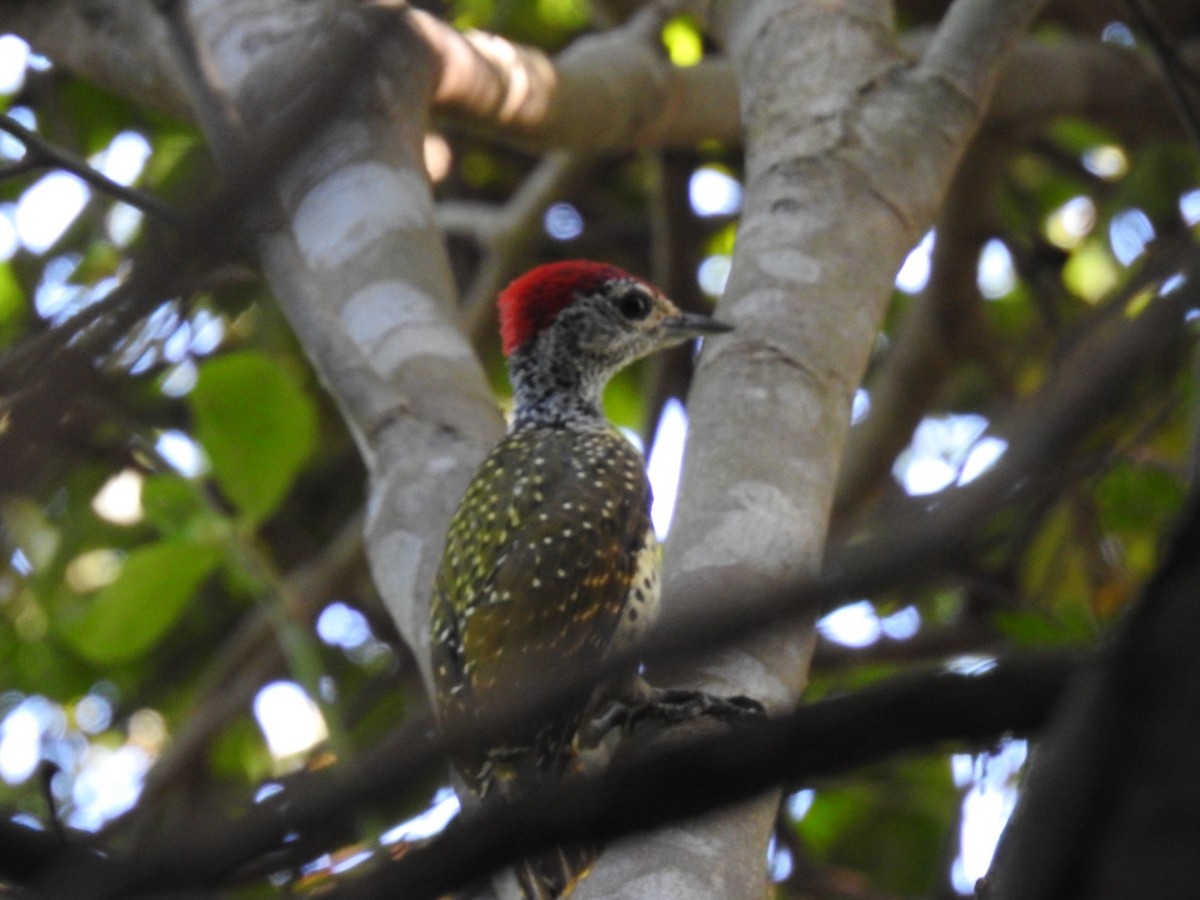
top-left (0, 0), bottom-right (1070, 896)
top-left (175, 0), bottom-right (504, 691)
top-left (576, 0), bottom-right (1050, 896)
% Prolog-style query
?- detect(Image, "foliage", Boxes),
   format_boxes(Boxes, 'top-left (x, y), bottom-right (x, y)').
top-left (0, 0), bottom-right (1197, 896)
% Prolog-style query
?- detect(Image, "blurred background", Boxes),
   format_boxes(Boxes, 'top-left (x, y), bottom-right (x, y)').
top-left (1, 0), bottom-right (1199, 896)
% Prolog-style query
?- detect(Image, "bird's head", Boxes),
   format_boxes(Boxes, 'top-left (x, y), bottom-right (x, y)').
top-left (497, 260), bottom-right (732, 368)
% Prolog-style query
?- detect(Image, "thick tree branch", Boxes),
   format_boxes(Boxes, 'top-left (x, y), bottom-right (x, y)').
top-left (833, 142), bottom-right (1004, 527)
top-left (328, 651), bottom-right (1079, 900)
top-left (5, 4), bottom-right (1198, 158)
top-left (988, 495), bottom-right (1200, 898)
top-left (0, 5), bottom-right (409, 386)
top-left (987, 38), bottom-right (1195, 138)
top-left (620, 0), bottom-right (1048, 892)
top-left (410, 5), bottom-right (741, 150)
top-left (19, 646), bottom-right (1078, 898)
top-left (0, 1), bottom-right (192, 117)
top-left (159, 0), bottom-right (504, 697)
top-left (920, 0), bottom-right (1053, 109)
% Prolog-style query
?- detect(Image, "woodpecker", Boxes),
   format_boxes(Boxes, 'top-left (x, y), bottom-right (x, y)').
top-left (429, 259), bottom-right (732, 898)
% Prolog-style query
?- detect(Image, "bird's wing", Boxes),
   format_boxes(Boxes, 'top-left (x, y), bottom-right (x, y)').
top-left (430, 427), bottom-right (651, 726)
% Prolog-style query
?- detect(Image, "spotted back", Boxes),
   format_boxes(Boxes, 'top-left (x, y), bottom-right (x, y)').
top-left (430, 423), bottom-right (654, 791)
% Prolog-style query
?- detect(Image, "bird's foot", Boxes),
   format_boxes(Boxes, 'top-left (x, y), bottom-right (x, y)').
top-left (579, 699), bottom-right (634, 747)
top-left (632, 688), bottom-right (765, 728)
top-left (578, 687), bottom-right (764, 766)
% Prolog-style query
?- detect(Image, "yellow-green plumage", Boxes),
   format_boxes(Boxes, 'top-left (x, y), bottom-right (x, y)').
top-left (430, 424), bottom-right (656, 793)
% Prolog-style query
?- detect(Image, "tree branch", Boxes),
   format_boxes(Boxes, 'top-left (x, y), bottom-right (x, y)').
top-left (833, 141), bottom-right (1005, 528)
top-left (0, 0), bottom-right (193, 118)
top-left (811, 617), bottom-right (1006, 674)
top-left (920, 0), bottom-right (1053, 110)
top-left (6, 4), bottom-right (1198, 158)
top-left (409, 5), bottom-right (740, 151)
top-left (0, 114), bottom-right (183, 226)
top-left (1118, 0), bottom-right (1200, 154)
top-left (328, 651), bottom-right (1079, 900)
top-left (987, 495), bottom-right (1200, 898)
top-left (456, 150), bottom-right (595, 345)
top-left (19, 647), bottom-right (1079, 898)
top-left (4, 5), bottom-right (1197, 900)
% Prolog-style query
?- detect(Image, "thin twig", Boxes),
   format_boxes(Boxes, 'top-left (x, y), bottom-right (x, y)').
top-left (1119, 0), bottom-right (1200, 156)
top-left (460, 151), bottom-right (594, 345)
top-left (0, 114), bottom-right (184, 227)
top-left (130, 513), bottom-right (365, 816)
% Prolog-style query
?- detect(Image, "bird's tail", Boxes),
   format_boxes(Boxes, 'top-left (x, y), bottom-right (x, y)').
top-left (480, 721), bottom-right (600, 899)
top-left (514, 843), bottom-right (598, 899)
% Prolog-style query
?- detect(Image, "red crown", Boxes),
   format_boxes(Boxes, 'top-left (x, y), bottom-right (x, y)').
top-left (498, 260), bottom-right (635, 355)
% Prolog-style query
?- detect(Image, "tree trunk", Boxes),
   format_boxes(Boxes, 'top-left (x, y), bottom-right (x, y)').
top-left (1, 0), bottom-right (1051, 895)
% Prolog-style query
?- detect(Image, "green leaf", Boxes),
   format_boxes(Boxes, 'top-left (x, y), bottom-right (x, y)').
top-left (798, 755), bottom-right (956, 894)
top-left (452, 0), bottom-right (495, 29)
top-left (535, 0), bottom-right (588, 29)
top-left (210, 716), bottom-right (274, 784)
top-left (0, 263), bottom-right (26, 347)
top-left (61, 540), bottom-right (221, 665)
top-left (139, 129), bottom-right (217, 210)
top-left (707, 221), bottom-right (738, 256)
top-left (1, 497), bottom-right (61, 571)
top-left (60, 79), bottom-right (137, 155)
top-left (662, 17), bottom-right (703, 67)
top-left (993, 608), bottom-right (1094, 646)
top-left (1022, 503), bottom-right (1071, 600)
top-left (1062, 238), bottom-right (1119, 302)
top-left (190, 351), bottom-right (318, 525)
top-left (141, 130), bottom-right (199, 189)
top-left (1096, 462), bottom-right (1184, 535)
top-left (141, 473), bottom-right (202, 535)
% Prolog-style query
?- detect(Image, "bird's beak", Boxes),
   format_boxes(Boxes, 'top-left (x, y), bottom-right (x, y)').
top-left (662, 311), bottom-right (734, 340)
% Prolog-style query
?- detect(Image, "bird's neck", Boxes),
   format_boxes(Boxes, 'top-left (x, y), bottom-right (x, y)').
top-left (508, 345), bottom-right (610, 430)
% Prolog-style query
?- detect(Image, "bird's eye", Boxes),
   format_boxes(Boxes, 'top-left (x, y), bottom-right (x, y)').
top-left (616, 290), bottom-right (653, 321)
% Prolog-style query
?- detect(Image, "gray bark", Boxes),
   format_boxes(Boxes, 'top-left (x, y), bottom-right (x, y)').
top-left (1, 0), bottom-right (1051, 896)
top-left (578, 0), bottom-right (1050, 896)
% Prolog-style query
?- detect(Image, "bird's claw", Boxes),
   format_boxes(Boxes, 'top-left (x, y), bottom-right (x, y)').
top-left (579, 689), bottom-right (764, 758)
top-left (633, 688), bottom-right (765, 727)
